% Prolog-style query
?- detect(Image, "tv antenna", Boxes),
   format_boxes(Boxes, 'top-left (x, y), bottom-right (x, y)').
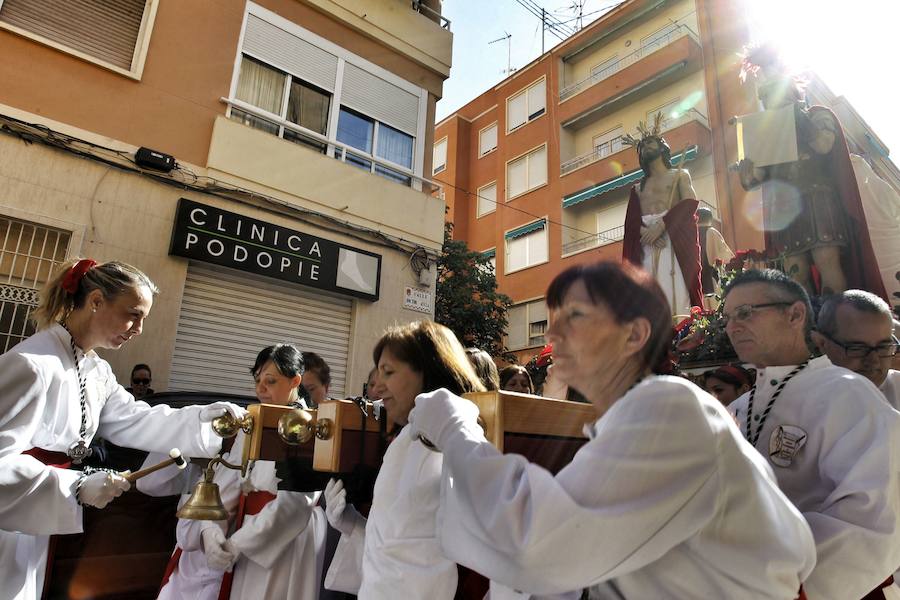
top-left (489, 32), bottom-right (516, 75)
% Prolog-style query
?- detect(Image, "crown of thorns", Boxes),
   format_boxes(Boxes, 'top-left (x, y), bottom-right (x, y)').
top-left (620, 111), bottom-right (665, 148)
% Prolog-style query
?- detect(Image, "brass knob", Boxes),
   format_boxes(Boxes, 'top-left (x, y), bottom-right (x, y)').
top-left (211, 412), bottom-right (254, 438)
top-left (277, 408), bottom-right (315, 445)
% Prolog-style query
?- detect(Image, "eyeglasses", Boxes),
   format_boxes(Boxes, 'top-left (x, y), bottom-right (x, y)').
top-left (821, 334), bottom-right (899, 359)
top-left (721, 302), bottom-right (793, 326)
top-left (132, 378), bottom-right (151, 385)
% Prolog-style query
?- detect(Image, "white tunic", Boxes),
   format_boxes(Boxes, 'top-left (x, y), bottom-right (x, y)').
top-left (881, 370), bottom-right (900, 412)
top-left (435, 376), bottom-right (815, 599)
top-left (0, 324), bottom-right (222, 600)
top-left (186, 431), bottom-right (325, 600)
top-left (729, 356), bottom-right (900, 599)
top-left (642, 213), bottom-right (692, 316)
top-left (325, 425), bottom-right (457, 599)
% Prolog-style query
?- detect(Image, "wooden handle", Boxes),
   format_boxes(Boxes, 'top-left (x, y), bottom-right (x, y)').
top-left (123, 456), bottom-right (177, 483)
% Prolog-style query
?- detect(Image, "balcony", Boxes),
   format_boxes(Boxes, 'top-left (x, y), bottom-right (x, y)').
top-left (562, 225), bottom-right (624, 255)
top-left (558, 24), bottom-right (703, 127)
top-left (559, 109), bottom-right (712, 199)
top-left (411, 1), bottom-right (450, 29)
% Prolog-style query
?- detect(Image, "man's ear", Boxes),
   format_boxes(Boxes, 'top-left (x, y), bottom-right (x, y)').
top-left (810, 330), bottom-right (827, 354)
top-left (787, 301), bottom-right (807, 328)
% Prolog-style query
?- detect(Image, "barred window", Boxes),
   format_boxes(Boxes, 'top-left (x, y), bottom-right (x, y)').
top-left (0, 217), bottom-right (71, 353)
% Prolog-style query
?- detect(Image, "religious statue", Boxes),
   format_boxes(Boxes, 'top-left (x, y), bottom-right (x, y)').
top-left (697, 206), bottom-right (734, 296)
top-left (736, 45), bottom-right (886, 298)
top-left (622, 113), bottom-right (703, 316)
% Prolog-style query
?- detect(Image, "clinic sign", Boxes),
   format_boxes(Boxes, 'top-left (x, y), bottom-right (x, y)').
top-left (170, 198), bottom-right (381, 301)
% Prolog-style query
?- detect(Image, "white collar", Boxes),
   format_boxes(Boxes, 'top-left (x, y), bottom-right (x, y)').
top-left (753, 355), bottom-right (831, 383)
top-left (49, 323), bottom-right (98, 360)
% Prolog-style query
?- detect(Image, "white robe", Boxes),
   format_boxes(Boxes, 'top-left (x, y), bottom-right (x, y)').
top-left (729, 356), bottom-right (900, 599)
top-left (325, 425), bottom-right (457, 599)
top-left (642, 212), bottom-right (692, 316)
top-left (435, 376), bottom-right (815, 599)
top-left (186, 430), bottom-right (325, 600)
top-left (881, 370), bottom-right (900, 412)
top-left (851, 154), bottom-right (900, 303)
top-left (0, 324), bottom-right (222, 600)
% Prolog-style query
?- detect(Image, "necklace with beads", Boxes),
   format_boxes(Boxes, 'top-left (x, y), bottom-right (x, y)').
top-left (62, 323), bottom-right (93, 464)
top-left (744, 360), bottom-right (809, 446)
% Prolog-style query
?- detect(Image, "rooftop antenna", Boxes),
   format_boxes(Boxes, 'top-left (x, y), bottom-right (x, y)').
top-left (489, 32), bottom-right (516, 75)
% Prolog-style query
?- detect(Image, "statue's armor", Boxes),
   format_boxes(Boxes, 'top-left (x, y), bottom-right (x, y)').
top-left (763, 105), bottom-right (849, 257)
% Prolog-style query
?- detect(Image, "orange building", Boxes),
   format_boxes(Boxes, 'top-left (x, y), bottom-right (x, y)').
top-left (434, 0), bottom-right (899, 364)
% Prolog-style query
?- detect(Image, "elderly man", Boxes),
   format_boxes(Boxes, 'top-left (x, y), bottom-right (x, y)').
top-left (723, 269), bottom-right (900, 599)
top-left (813, 290), bottom-right (899, 410)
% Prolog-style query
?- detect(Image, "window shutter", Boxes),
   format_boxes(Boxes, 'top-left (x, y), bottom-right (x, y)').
top-left (341, 63), bottom-right (419, 136)
top-left (479, 124), bottom-right (497, 156)
top-left (507, 92), bottom-right (527, 131)
top-left (527, 79), bottom-right (546, 119)
top-left (507, 156), bottom-right (527, 198)
top-left (529, 146), bottom-right (547, 188)
top-left (477, 183), bottom-right (496, 216)
top-left (530, 228), bottom-right (549, 264)
top-left (506, 304), bottom-right (527, 350)
top-left (528, 300), bottom-right (547, 325)
top-left (433, 139), bottom-right (447, 173)
top-left (242, 14), bottom-right (338, 93)
top-left (506, 236), bottom-right (527, 273)
top-left (0, 0), bottom-right (147, 70)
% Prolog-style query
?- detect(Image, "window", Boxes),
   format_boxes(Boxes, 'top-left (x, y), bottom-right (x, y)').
top-left (0, 216), bottom-right (71, 353)
top-left (228, 7), bottom-right (428, 188)
top-left (505, 220), bottom-right (548, 273)
top-left (232, 55), bottom-right (331, 151)
top-left (506, 299), bottom-right (548, 350)
top-left (0, 0), bottom-right (155, 77)
top-left (591, 55), bottom-right (620, 82)
top-left (433, 138), bottom-right (448, 174)
top-left (479, 123), bottom-right (498, 157)
top-left (595, 202), bottom-right (628, 246)
top-left (507, 145), bottom-right (547, 199)
top-left (507, 78), bottom-right (546, 132)
top-left (641, 23), bottom-right (679, 55)
top-left (477, 182), bottom-right (497, 217)
top-left (480, 249), bottom-right (496, 275)
top-left (593, 126), bottom-right (626, 158)
top-left (647, 98), bottom-right (681, 128)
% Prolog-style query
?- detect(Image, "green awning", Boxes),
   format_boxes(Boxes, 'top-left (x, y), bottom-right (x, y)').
top-left (562, 145), bottom-right (699, 209)
top-left (505, 219), bottom-right (546, 240)
top-left (481, 248), bottom-right (496, 259)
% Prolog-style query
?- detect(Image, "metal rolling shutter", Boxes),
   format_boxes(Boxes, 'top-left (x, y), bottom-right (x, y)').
top-left (341, 62), bottom-right (419, 136)
top-left (169, 263), bottom-right (351, 397)
top-left (0, 0), bottom-right (147, 70)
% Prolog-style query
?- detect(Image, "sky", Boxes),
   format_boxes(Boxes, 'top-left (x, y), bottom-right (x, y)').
top-left (436, 0), bottom-right (900, 167)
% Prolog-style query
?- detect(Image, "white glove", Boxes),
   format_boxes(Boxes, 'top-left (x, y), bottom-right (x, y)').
top-left (407, 388), bottom-right (481, 452)
top-left (202, 527), bottom-right (236, 571)
top-left (77, 471), bottom-right (131, 509)
top-left (324, 478), bottom-right (363, 536)
top-left (200, 401), bottom-right (247, 423)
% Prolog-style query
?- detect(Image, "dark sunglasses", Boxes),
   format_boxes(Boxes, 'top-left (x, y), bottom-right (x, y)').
top-left (132, 378), bottom-right (151, 385)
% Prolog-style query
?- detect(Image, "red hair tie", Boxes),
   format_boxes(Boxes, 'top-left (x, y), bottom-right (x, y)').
top-left (61, 259), bottom-right (97, 294)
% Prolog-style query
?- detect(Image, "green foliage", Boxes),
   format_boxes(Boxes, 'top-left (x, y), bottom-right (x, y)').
top-left (435, 223), bottom-right (513, 361)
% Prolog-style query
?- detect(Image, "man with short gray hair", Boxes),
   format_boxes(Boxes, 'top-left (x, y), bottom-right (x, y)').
top-left (814, 290), bottom-right (899, 410)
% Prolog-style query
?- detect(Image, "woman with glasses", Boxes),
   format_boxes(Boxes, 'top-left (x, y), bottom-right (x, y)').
top-left (127, 363), bottom-right (154, 399)
top-left (409, 262), bottom-right (815, 599)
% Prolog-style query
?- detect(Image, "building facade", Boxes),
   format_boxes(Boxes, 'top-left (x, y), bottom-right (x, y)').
top-left (0, 0), bottom-right (452, 396)
top-left (435, 0), bottom-right (899, 364)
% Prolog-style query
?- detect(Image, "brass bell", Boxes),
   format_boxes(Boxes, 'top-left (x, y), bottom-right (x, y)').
top-left (277, 408), bottom-right (333, 445)
top-left (211, 412), bottom-right (254, 438)
top-left (177, 460), bottom-right (228, 521)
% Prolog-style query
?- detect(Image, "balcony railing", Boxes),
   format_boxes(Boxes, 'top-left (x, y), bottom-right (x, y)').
top-left (562, 225), bottom-right (625, 255)
top-left (560, 108), bottom-right (709, 175)
top-left (559, 24), bottom-right (699, 101)
top-left (221, 97), bottom-right (442, 194)
top-left (411, 1), bottom-right (450, 29)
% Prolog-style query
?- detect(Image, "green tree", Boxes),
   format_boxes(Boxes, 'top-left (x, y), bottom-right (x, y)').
top-left (435, 223), bottom-right (512, 360)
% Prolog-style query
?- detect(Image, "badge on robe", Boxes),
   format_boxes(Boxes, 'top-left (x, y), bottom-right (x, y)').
top-left (769, 425), bottom-right (807, 467)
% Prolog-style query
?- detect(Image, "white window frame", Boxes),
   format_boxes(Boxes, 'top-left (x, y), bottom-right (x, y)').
top-left (433, 137), bottom-right (448, 175)
top-left (504, 220), bottom-right (549, 275)
top-left (479, 122), bottom-right (498, 157)
top-left (227, 2), bottom-right (429, 185)
top-left (506, 298), bottom-right (548, 350)
top-left (476, 181), bottom-right (497, 217)
top-left (592, 125), bottom-right (626, 159)
top-left (479, 248), bottom-right (496, 275)
top-left (0, 0), bottom-right (159, 80)
top-left (506, 144), bottom-right (548, 201)
top-left (594, 202), bottom-right (628, 246)
top-left (506, 76), bottom-right (547, 133)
